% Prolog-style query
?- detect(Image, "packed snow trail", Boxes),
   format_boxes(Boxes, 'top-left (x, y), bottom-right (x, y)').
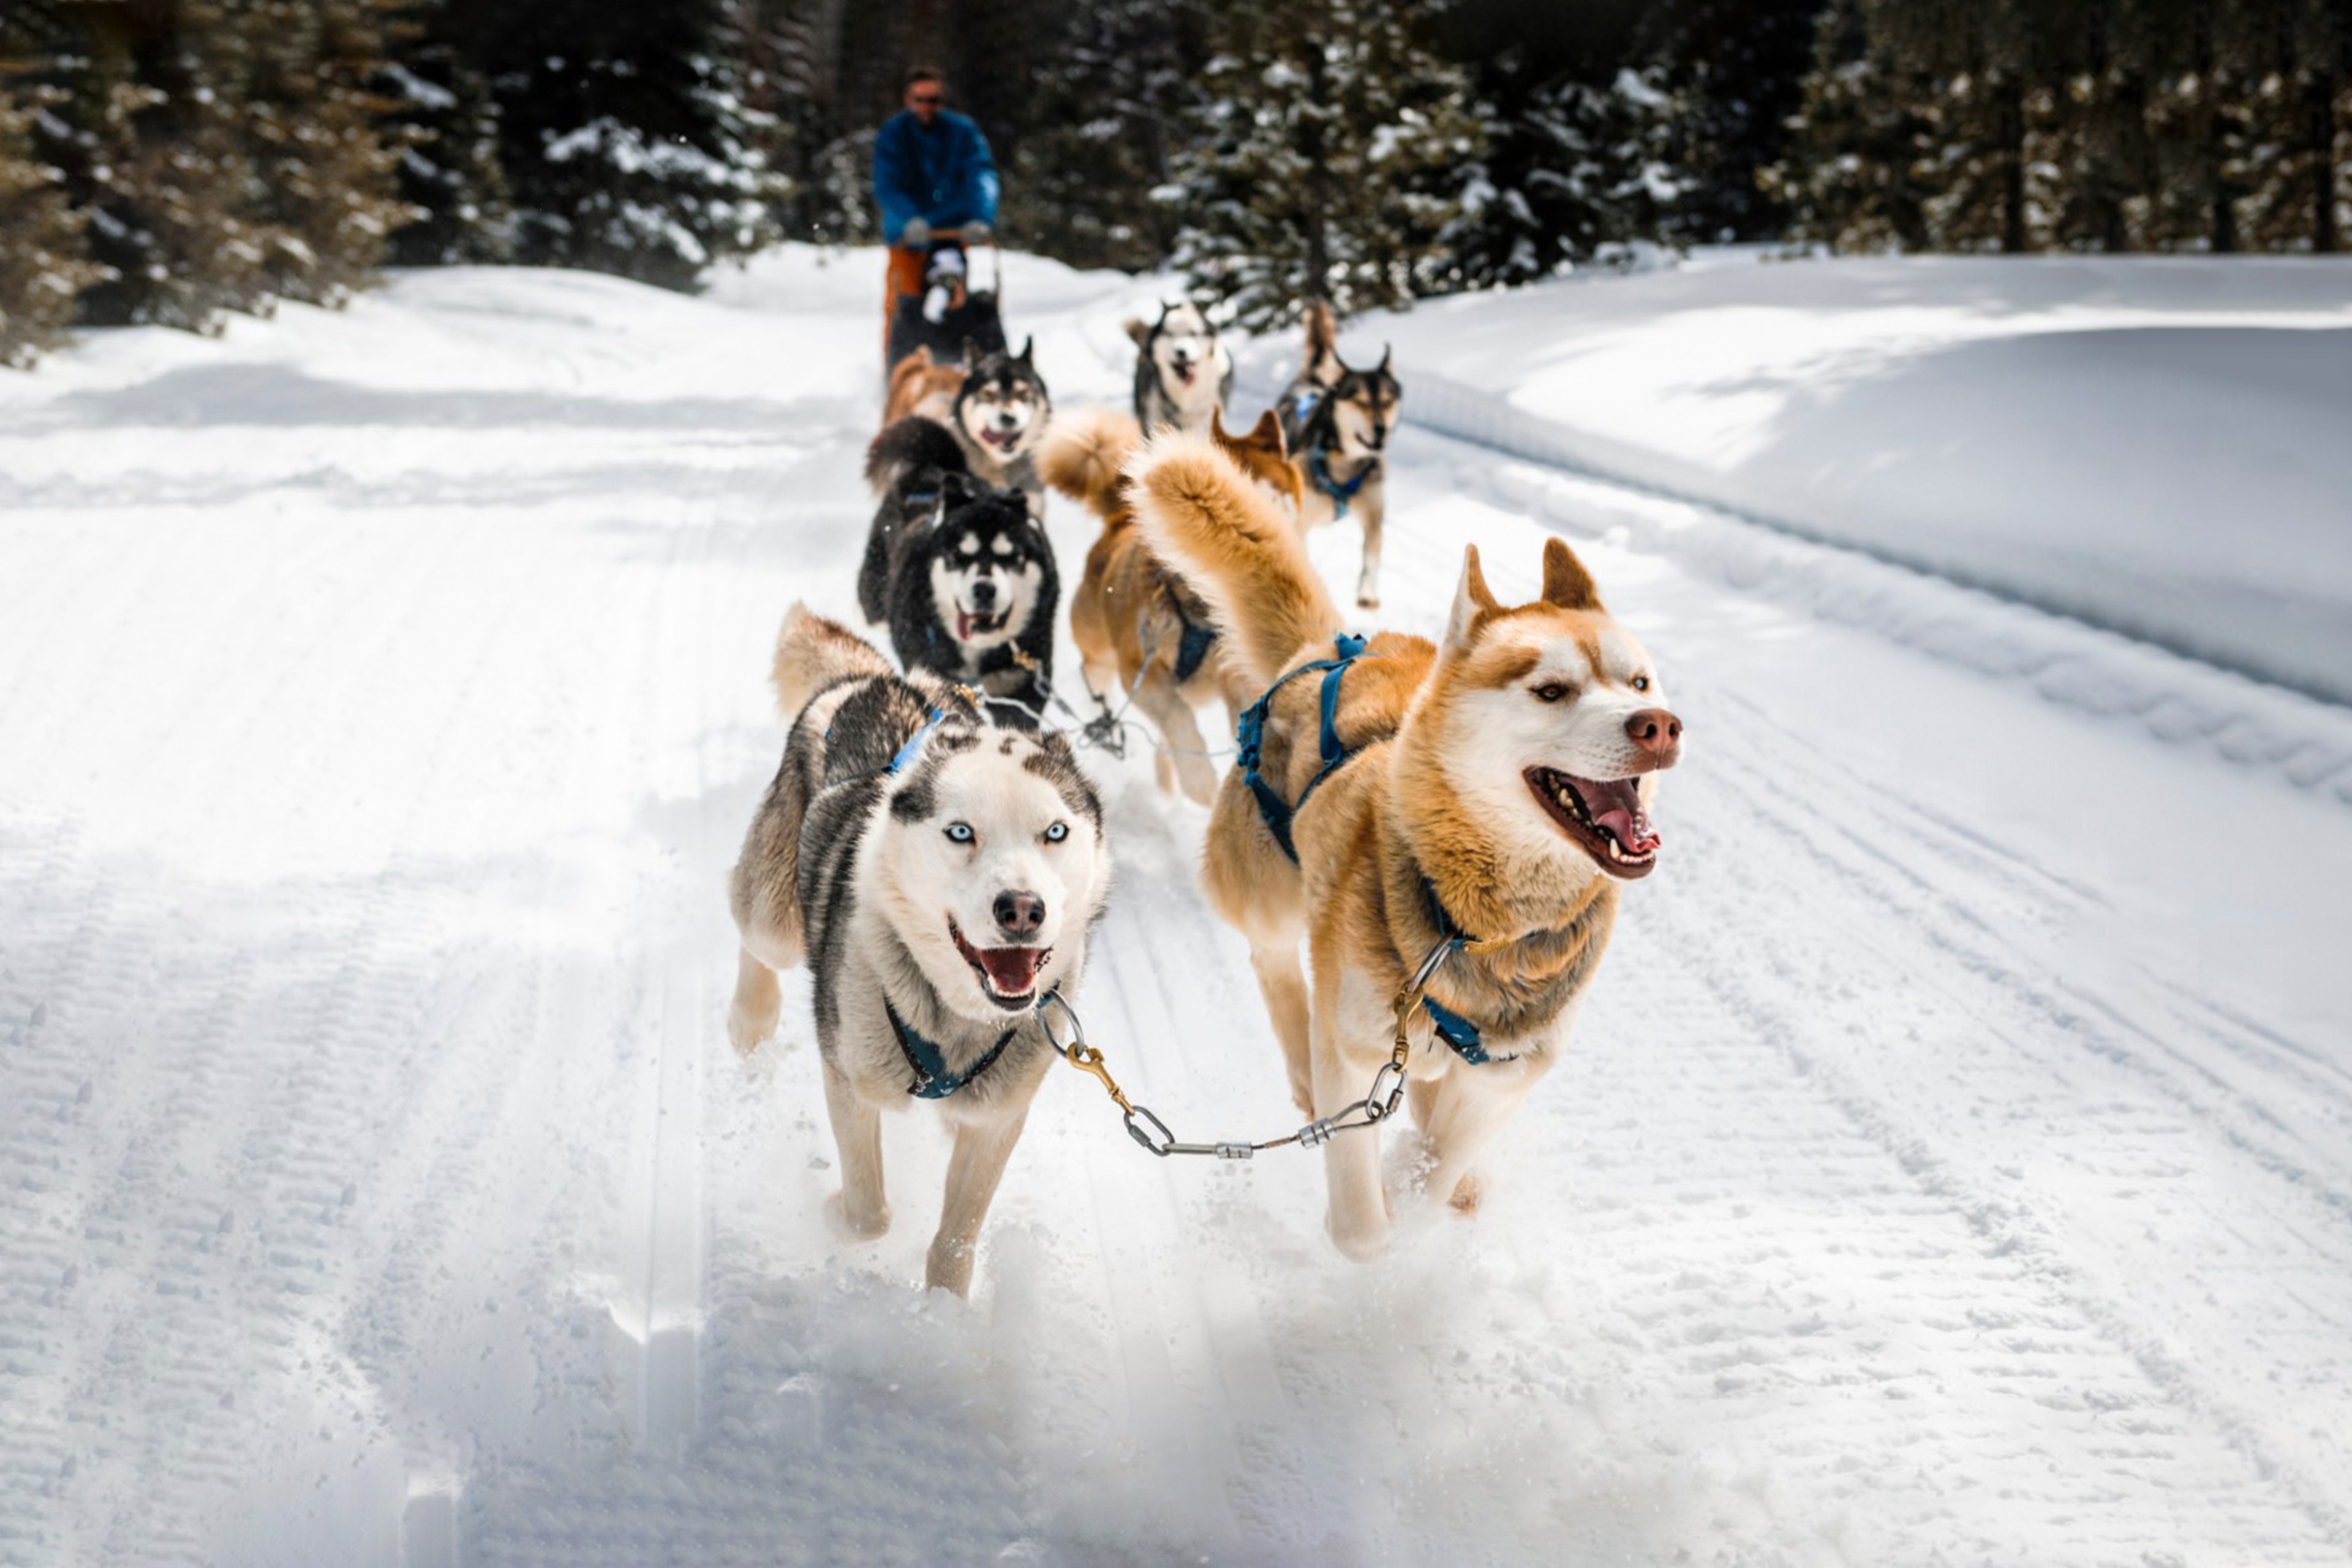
top-left (1, 250), bottom-right (2347, 1566)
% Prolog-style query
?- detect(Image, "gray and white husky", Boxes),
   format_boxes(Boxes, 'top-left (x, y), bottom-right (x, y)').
top-left (1125, 300), bottom-right (1234, 434)
top-left (727, 606), bottom-right (1110, 1296)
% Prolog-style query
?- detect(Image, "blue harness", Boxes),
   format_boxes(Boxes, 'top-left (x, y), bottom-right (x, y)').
top-left (885, 997), bottom-right (1017, 1099)
top-left (1164, 592), bottom-right (1219, 685)
top-left (1417, 877), bottom-right (1521, 1066)
top-left (1234, 634), bottom-right (1369, 864)
top-left (1292, 389), bottom-right (1370, 520)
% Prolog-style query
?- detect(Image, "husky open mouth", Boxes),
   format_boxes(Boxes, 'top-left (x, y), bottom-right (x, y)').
top-left (1170, 360), bottom-right (1198, 387)
top-left (979, 426), bottom-right (1023, 451)
top-left (949, 918), bottom-right (1050, 1010)
top-left (1525, 766), bottom-right (1662, 879)
top-left (954, 604), bottom-right (1012, 641)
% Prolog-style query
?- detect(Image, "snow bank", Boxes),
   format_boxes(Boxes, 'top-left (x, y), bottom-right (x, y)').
top-left (1284, 255), bottom-right (2352, 707)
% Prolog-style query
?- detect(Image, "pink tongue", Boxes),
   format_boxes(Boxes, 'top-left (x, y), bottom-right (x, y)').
top-left (1594, 808), bottom-right (1661, 854)
top-left (976, 947), bottom-right (1043, 993)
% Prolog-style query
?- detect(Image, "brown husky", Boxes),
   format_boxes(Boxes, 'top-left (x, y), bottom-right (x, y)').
top-left (1041, 404), bottom-right (1303, 804)
top-left (880, 344), bottom-right (963, 431)
top-left (1128, 432), bottom-right (1684, 1259)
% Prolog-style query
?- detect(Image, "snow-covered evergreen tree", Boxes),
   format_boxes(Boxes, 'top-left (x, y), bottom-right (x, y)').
top-left (1443, 55), bottom-right (1690, 287)
top-left (2235, 0), bottom-right (2349, 252)
top-left (380, 0), bottom-right (514, 265)
top-left (0, 78), bottom-right (102, 366)
top-left (1766, 0), bottom-right (1939, 251)
top-left (1641, 0), bottom-right (1823, 244)
top-left (482, 0), bottom-right (785, 292)
top-left (1001, 0), bottom-right (1210, 271)
top-left (234, 0), bottom-right (412, 305)
top-left (1170, 0), bottom-right (1487, 326)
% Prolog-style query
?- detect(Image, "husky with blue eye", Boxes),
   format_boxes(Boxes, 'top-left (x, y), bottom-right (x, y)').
top-left (726, 606), bottom-right (1110, 1297)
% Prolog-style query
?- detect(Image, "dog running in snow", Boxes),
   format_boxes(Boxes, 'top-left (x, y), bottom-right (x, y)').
top-left (1041, 402), bottom-right (1301, 804)
top-left (1128, 432), bottom-right (1684, 1261)
top-left (1276, 300), bottom-right (1402, 611)
top-left (859, 418), bottom-right (1058, 726)
top-left (726, 606), bottom-right (1110, 1297)
top-left (1125, 300), bottom-right (1234, 435)
top-left (869, 337), bottom-right (1052, 507)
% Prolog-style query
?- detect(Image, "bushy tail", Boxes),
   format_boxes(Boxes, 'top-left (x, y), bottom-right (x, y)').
top-left (864, 414), bottom-right (968, 492)
top-left (1300, 298), bottom-right (1339, 382)
top-left (1038, 405), bottom-right (1142, 524)
top-left (772, 603), bottom-right (892, 718)
top-left (886, 345), bottom-right (940, 410)
top-left (1126, 431), bottom-right (1340, 688)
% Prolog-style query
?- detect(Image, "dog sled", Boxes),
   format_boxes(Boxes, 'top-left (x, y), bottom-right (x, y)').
top-left (885, 230), bottom-right (1008, 374)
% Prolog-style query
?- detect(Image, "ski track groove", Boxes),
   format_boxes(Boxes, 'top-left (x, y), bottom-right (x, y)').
top-left (4, 275), bottom-right (2348, 1566)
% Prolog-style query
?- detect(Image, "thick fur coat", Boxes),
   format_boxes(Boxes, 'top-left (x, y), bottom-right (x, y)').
top-left (726, 606), bottom-right (1110, 1295)
top-left (1126, 432), bottom-right (1684, 1261)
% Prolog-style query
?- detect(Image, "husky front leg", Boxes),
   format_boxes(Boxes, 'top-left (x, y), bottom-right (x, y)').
top-left (726, 946), bottom-right (783, 1055)
top-left (821, 1058), bottom-right (891, 1240)
top-left (1353, 486), bottom-right (1385, 609)
top-left (1416, 1057), bottom-right (1547, 1215)
top-left (1312, 965), bottom-right (1393, 1261)
top-left (925, 1109), bottom-right (1028, 1297)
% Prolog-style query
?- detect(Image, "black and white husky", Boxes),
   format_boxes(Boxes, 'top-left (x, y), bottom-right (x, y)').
top-left (952, 337), bottom-right (1052, 502)
top-left (1276, 299), bottom-right (1403, 609)
top-left (859, 418), bottom-right (1060, 725)
top-left (1125, 300), bottom-right (1234, 434)
top-left (727, 608), bottom-right (1110, 1297)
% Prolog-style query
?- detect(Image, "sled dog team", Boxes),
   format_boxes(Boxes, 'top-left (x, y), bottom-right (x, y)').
top-left (729, 299), bottom-right (1685, 1295)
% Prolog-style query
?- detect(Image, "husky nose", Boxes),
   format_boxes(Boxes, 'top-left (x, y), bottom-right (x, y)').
top-left (1624, 707), bottom-right (1683, 766)
top-left (993, 890), bottom-right (1045, 940)
top-left (971, 578), bottom-right (998, 607)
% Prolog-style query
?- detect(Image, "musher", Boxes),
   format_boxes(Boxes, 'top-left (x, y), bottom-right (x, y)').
top-left (873, 66), bottom-right (999, 364)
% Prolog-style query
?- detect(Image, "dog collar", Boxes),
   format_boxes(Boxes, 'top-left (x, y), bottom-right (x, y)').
top-left (1415, 876), bottom-right (1521, 1066)
top-left (885, 996), bottom-right (1019, 1099)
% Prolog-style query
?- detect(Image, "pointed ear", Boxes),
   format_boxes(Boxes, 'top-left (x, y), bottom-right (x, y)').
top-left (1378, 343), bottom-right (1392, 374)
top-left (1540, 537), bottom-right (1604, 612)
top-left (1443, 545), bottom-right (1500, 650)
top-left (1209, 406), bottom-right (1232, 443)
top-left (1246, 407), bottom-right (1283, 454)
top-left (1123, 316), bottom-right (1150, 349)
top-left (959, 336), bottom-right (981, 369)
top-left (1017, 336), bottom-right (1034, 362)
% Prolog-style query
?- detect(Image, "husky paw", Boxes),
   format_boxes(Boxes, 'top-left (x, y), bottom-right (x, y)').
top-left (1447, 1171), bottom-right (1486, 1215)
top-left (1355, 590), bottom-right (1381, 611)
top-left (924, 1238), bottom-right (976, 1298)
top-left (725, 1006), bottom-right (772, 1058)
top-left (824, 1192), bottom-right (891, 1242)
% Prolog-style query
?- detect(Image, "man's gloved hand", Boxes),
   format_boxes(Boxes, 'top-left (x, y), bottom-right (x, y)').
top-left (902, 216), bottom-right (932, 248)
top-left (962, 221), bottom-right (992, 247)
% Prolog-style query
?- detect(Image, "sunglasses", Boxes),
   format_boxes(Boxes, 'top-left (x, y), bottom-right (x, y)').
top-left (910, 92), bottom-right (944, 105)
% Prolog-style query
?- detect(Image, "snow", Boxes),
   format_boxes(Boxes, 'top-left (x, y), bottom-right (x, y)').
top-left (1306, 254), bottom-right (2352, 707)
top-left (2, 246), bottom-right (2350, 1567)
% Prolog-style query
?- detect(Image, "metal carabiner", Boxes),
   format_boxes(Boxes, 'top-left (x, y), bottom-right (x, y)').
top-left (1123, 1103), bottom-right (1176, 1156)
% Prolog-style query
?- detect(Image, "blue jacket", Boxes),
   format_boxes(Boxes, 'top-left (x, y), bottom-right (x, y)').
top-left (873, 109), bottom-right (1000, 245)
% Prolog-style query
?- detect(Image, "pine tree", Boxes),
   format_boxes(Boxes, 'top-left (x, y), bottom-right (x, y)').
top-left (380, 0), bottom-right (514, 265)
top-left (1766, 0), bottom-right (1940, 251)
top-left (2237, 0), bottom-right (2349, 251)
top-left (998, 0), bottom-right (1210, 271)
top-left (481, 0), bottom-right (785, 291)
top-left (1640, 0), bottom-right (1825, 244)
top-left (234, 0), bottom-right (412, 305)
top-left (1172, 0), bottom-right (1488, 326)
top-left (0, 74), bottom-right (102, 367)
top-left (1446, 54), bottom-right (1690, 286)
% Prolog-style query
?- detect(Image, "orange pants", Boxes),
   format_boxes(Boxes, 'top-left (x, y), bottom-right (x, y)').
top-left (883, 245), bottom-right (927, 367)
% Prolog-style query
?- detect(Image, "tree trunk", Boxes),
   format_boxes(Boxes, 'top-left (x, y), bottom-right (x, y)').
top-left (2313, 71), bottom-right (2339, 253)
top-left (1999, 75), bottom-right (2027, 252)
